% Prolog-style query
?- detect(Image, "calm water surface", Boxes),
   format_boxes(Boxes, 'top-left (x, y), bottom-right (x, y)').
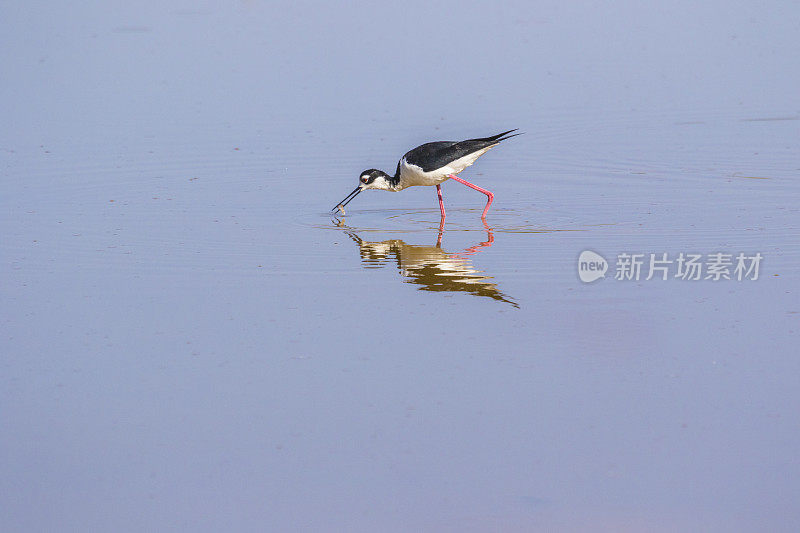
top-left (2, 2), bottom-right (799, 531)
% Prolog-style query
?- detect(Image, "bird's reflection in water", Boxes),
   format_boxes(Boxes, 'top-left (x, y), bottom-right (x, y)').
top-left (334, 218), bottom-right (518, 307)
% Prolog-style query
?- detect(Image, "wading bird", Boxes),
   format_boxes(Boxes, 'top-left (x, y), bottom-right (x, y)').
top-left (332, 129), bottom-right (520, 219)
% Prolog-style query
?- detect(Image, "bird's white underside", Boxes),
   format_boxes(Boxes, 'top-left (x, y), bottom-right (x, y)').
top-left (395, 145), bottom-right (495, 190)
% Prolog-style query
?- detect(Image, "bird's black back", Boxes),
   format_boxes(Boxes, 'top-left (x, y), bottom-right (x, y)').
top-left (400, 129), bottom-right (520, 173)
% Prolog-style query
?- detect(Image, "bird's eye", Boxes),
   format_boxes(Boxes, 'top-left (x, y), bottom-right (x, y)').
top-left (360, 176), bottom-right (368, 183)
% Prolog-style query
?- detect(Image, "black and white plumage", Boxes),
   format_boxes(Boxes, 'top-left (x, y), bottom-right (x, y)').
top-left (393, 129), bottom-right (520, 189)
top-left (333, 130), bottom-right (520, 219)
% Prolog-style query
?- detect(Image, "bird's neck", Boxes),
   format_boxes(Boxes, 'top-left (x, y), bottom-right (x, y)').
top-left (391, 162), bottom-right (403, 187)
top-left (387, 169), bottom-right (402, 190)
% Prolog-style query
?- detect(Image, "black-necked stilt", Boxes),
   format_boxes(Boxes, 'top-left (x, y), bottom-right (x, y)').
top-left (332, 129), bottom-right (521, 219)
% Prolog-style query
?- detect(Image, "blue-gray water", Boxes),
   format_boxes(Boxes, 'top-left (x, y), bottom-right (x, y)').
top-left (2, 2), bottom-right (799, 531)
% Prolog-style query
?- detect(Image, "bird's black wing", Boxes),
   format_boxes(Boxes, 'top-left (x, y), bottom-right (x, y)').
top-left (402, 130), bottom-right (520, 172)
top-left (402, 141), bottom-right (459, 172)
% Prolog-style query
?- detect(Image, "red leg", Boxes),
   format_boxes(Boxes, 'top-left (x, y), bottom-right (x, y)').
top-left (447, 174), bottom-right (494, 218)
top-left (436, 184), bottom-right (446, 218)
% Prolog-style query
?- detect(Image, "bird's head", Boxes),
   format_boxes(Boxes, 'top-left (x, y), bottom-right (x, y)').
top-left (331, 169), bottom-right (393, 212)
top-left (358, 169), bottom-right (393, 191)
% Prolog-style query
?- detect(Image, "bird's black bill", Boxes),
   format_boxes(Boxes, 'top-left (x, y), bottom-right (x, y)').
top-left (332, 186), bottom-right (362, 212)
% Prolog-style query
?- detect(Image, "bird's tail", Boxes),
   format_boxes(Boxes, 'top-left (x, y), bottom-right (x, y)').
top-left (479, 129), bottom-right (523, 143)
